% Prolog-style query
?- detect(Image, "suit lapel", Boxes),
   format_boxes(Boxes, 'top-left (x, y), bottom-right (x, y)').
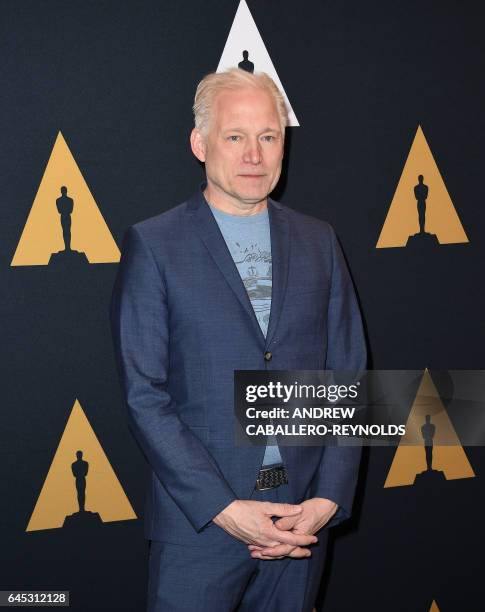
top-left (187, 187), bottom-right (266, 345)
top-left (187, 187), bottom-right (290, 349)
top-left (265, 197), bottom-right (290, 347)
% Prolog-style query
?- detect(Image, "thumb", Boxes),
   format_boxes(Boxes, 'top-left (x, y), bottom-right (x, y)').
top-left (265, 502), bottom-right (302, 517)
top-left (274, 515), bottom-right (297, 530)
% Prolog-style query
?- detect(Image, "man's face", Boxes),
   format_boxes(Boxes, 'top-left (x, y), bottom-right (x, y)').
top-left (191, 87), bottom-right (284, 208)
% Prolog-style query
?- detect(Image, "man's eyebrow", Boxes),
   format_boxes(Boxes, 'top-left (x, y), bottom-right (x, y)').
top-left (221, 127), bottom-right (245, 133)
top-left (221, 127), bottom-right (281, 134)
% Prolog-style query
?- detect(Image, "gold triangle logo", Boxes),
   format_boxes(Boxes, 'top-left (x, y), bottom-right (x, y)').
top-left (429, 600), bottom-right (440, 612)
top-left (384, 370), bottom-right (475, 488)
top-left (376, 125), bottom-right (468, 248)
top-left (11, 131), bottom-right (120, 266)
top-left (26, 399), bottom-right (137, 531)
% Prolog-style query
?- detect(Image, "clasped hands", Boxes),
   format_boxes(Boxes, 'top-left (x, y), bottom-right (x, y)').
top-left (213, 498), bottom-right (338, 560)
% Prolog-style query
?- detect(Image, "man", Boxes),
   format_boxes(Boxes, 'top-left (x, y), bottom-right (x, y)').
top-left (110, 68), bottom-right (366, 611)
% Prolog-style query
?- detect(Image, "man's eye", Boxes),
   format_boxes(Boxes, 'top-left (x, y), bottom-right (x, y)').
top-left (228, 135), bottom-right (241, 142)
top-left (261, 135), bottom-right (275, 142)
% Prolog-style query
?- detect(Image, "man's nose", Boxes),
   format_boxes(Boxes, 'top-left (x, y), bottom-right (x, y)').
top-left (242, 139), bottom-right (262, 164)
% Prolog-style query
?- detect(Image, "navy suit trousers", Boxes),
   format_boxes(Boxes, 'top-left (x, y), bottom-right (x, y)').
top-left (147, 483), bottom-right (328, 612)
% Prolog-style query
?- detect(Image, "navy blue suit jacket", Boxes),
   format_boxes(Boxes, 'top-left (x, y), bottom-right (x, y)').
top-left (110, 185), bottom-right (366, 546)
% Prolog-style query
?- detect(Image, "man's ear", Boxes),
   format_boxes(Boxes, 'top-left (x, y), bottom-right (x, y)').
top-left (190, 128), bottom-right (206, 163)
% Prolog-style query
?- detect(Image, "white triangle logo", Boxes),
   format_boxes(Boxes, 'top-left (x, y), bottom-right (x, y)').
top-left (216, 0), bottom-right (299, 126)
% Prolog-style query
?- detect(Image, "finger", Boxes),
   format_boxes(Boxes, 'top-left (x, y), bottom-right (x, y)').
top-left (264, 502), bottom-right (302, 517)
top-left (250, 551), bottom-right (285, 560)
top-left (290, 527), bottom-right (311, 536)
top-left (254, 543), bottom-right (296, 557)
top-left (248, 542), bottom-right (280, 552)
top-left (268, 525), bottom-right (317, 547)
top-left (256, 545), bottom-right (311, 559)
top-left (251, 546), bottom-right (311, 559)
top-left (253, 538), bottom-right (284, 548)
top-left (288, 547), bottom-right (312, 558)
top-left (273, 516), bottom-right (298, 531)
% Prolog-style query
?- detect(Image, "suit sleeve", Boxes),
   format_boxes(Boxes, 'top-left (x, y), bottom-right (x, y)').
top-left (110, 225), bottom-right (237, 532)
top-left (311, 226), bottom-right (367, 527)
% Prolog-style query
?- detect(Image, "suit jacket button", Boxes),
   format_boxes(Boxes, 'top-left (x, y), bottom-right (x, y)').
top-left (264, 351), bottom-right (272, 361)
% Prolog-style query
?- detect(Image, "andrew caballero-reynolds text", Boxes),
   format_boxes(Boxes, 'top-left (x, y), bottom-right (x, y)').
top-left (243, 381), bottom-right (406, 440)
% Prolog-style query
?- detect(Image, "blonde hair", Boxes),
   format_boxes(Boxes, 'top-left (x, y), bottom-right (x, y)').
top-left (193, 68), bottom-right (288, 135)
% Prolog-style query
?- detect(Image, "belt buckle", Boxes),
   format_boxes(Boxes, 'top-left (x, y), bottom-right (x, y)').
top-left (255, 465), bottom-right (284, 491)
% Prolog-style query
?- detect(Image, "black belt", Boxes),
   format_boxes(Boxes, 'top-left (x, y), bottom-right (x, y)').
top-left (255, 465), bottom-right (288, 491)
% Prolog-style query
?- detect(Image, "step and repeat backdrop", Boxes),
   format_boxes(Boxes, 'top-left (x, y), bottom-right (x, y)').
top-left (1, 1), bottom-right (484, 610)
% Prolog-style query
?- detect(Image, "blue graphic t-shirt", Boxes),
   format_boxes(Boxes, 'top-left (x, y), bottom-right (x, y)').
top-left (209, 203), bottom-right (282, 467)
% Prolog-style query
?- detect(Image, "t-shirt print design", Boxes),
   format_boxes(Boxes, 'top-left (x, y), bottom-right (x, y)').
top-left (231, 241), bottom-right (272, 336)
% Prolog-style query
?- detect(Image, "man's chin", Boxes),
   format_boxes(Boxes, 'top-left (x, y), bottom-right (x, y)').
top-left (231, 187), bottom-right (271, 205)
